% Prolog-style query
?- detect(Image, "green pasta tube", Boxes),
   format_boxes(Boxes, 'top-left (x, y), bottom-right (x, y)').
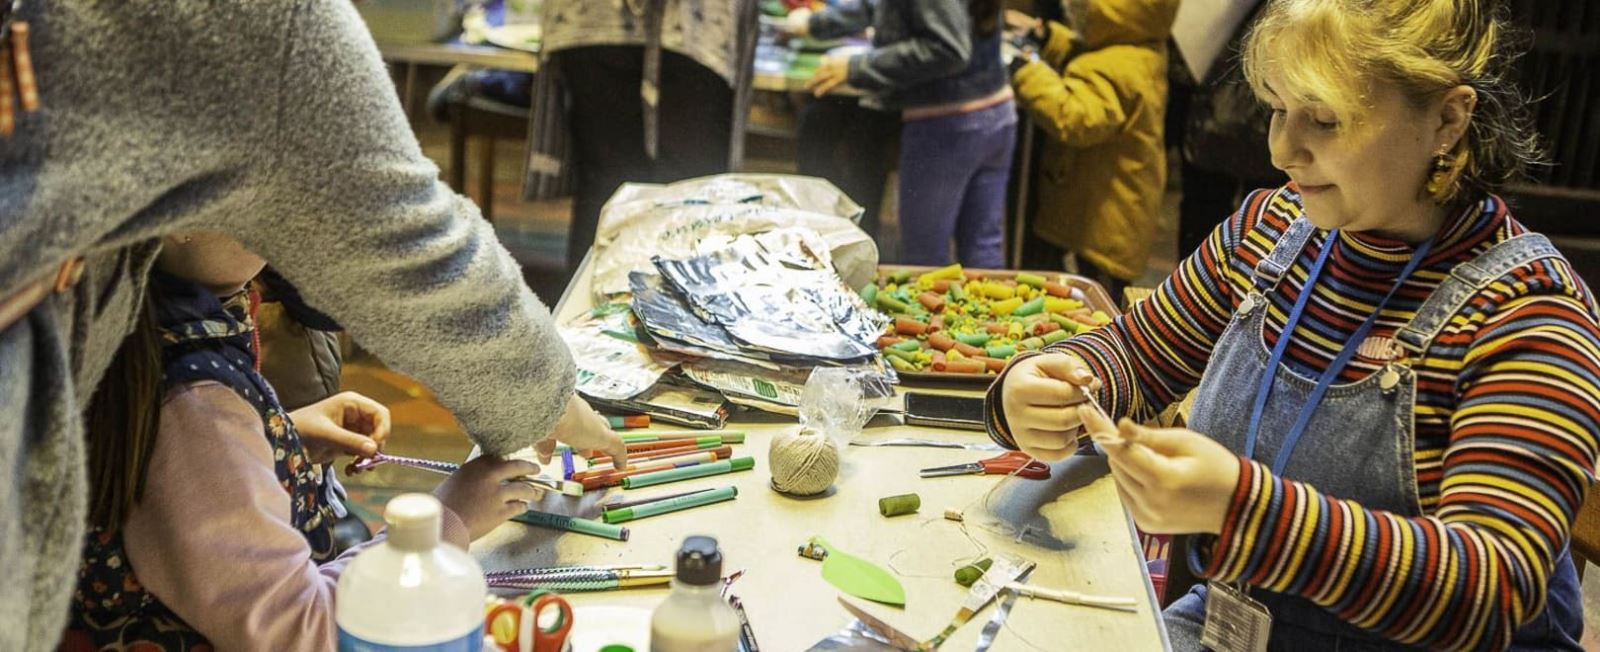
top-left (860, 283), bottom-right (878, 304)
top-left (1013, 297), bottom-right (1046, 317)
top-left (1042, 329), bottom-right (1071, 345)
top-left (1050, 312), bottom-right (1083, 333)
top-left (1015, 273), bottom-right (1047, 288)
top-left (954, 332), bottom-right (991, 346)
top-left (876, 294), bottom-right (910, 313)
top-left (985, 344), bottom-right (1017, 359)
top-left (888, 355), bottom-right (917, 372)
top-left (948, 281), bottom-right (968, 302)
top-left (889, 340), bottom-right (922, 352)
top-left (884, 347), bottom-right (920, 364)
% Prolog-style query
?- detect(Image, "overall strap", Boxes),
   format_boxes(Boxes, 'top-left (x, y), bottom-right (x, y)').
top-left (1394, 233), bottom-right (1561, 354)
top-left (1252, 213), bottom-right (1319, 292)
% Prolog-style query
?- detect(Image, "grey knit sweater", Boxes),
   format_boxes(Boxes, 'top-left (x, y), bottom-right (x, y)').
top-left (0, 2), bottom-right (574, 647)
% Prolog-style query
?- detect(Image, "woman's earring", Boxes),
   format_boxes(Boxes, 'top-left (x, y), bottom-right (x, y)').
top-left (1424, 148), bottom-right (1455, 200)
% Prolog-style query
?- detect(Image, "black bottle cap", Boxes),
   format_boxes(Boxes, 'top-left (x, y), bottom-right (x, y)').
top-left (675, 535), bottom-right (723, 586)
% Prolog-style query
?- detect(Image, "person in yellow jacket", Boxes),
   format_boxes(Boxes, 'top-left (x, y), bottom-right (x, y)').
top-left (1007, 0), bottom-right (1180, 293)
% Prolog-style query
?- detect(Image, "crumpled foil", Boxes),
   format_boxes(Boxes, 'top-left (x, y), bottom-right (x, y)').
top-left (653, 228), bottom-right (887, 362)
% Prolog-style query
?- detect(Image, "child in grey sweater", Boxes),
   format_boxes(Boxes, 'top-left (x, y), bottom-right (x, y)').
top-left (0, 2), bottom-right (621, 648)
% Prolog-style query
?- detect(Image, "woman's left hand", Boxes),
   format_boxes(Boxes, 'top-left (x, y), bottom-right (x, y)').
top-left (806, 55), bottom-right (851, 97)
top-left (1077, 404), bottom-right (1241, 535)
top-left (291, 391), bottom-right (391, 465)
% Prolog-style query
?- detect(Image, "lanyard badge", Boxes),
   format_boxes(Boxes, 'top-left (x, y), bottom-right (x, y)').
top-left (1202, 582), bottom-right (1271, 652)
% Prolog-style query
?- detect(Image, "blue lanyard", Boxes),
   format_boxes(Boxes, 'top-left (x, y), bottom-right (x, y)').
top-left (1244, 230), bottom-right (1437, 474)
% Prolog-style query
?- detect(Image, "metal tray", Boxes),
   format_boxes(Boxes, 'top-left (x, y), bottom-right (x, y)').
top-left (874, 266), bottom-right (1120, 386)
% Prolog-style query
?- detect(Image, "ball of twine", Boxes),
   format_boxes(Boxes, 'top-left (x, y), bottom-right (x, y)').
top-left (768, 427), bottom-right (840, 496)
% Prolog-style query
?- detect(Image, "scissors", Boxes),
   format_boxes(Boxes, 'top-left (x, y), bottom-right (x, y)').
top-left (485, 591), bottom-right (573, 652)
top-left (529, 593), bottom-right (574, 652)
top-left (919, 451), bottom-right (1051, 480)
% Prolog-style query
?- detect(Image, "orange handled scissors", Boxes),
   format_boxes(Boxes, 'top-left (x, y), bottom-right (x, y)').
top-left (486, 592), bottom-right (573, 652)
top-left (919, 451), bottom-right (1050, 480)
top-left (530, 593), bottom-right (573, 652)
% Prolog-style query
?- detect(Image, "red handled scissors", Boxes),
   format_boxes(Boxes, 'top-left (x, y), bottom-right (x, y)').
top-left (919, 451), bottom-right (1051, 480)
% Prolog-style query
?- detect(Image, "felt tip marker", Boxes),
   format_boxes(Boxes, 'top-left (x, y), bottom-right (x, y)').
top-left (607, 415), bottom-right (651, 429)
top-left (602, 486), bottom-right (738, 523)
top-left (511, 509), bottom-right (629, 541)
top-left (621, 457), bottom-right (756, 489)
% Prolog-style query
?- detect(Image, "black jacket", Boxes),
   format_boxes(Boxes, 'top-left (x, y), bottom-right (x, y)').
top-left (810, 0), bottom-right (1006, 110)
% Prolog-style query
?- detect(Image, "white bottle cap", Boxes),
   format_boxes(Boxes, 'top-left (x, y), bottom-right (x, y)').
top-left (385, 493), bottom-right (442, 551)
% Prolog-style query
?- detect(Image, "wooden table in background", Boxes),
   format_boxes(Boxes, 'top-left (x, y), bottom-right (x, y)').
top-left (467, 255), bottom-right (1172, 650)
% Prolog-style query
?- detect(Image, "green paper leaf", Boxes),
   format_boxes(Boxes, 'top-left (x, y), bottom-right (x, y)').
top-left (811, 535), bottom-right (906, 607)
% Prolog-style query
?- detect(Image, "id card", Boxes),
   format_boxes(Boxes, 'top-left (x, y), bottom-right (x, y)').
top-left (1201, 581), bottom-right (1270, 652)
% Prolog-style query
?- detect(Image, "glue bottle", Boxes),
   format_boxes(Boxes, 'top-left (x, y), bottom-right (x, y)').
top-left (650, 535), bottom-right (740, 652)
top-left (336, 493), bottom-right (486, 650)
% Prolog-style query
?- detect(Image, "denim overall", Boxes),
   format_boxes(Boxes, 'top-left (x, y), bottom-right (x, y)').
top-left (1162, 218), bottom-right (1585, 651)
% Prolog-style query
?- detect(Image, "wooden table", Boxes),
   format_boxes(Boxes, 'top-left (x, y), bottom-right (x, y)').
top-left (467, 257), bottom-right (1171, 650)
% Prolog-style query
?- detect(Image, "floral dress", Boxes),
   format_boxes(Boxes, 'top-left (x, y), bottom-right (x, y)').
top-left (64, 273), bottom-right (335, 651)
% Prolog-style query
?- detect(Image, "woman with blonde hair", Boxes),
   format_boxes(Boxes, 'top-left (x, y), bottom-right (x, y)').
top-left (988, 0), bottom-right (1594, 648)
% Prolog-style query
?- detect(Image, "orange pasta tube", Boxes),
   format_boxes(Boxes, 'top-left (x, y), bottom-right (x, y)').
top-left (934, 359), bottom-right (986, 374)
top-left (953, 342), bottom-right (985, 357)
top-left (894, 317), bottom-right (928, 336)
top-left (971, 356), bottom-right (1008, 373)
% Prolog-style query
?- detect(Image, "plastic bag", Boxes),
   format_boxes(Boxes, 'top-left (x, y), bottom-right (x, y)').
top-left (799, 367), bottom-right (894, 449)
top-left (589, 174), bottom-right (879, 300)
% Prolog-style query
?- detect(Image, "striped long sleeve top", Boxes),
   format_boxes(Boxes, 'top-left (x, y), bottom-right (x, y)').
top-left (985, 188), bottom-right (1600, 650)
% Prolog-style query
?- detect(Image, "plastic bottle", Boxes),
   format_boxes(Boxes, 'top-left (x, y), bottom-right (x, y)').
top-left (650, 535), bottom-right (741, 652)
top-left (337, 493), bottom-right (487, 651)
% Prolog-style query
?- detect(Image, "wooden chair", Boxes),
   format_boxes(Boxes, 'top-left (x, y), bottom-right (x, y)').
top-left (431, 65), bottom-right (531, 222)
top-left (1570, 482), bottom-right (1600, 580)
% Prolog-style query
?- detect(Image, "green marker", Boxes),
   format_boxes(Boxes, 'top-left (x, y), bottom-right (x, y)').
top-left (512, 509), bottom-right (629, 541)
top-left (603, 486), bottom-right (738, 523)
top-left (622, 457), bottom-right (756, 489)
top-left (560, 431), bottom-right (746, 452)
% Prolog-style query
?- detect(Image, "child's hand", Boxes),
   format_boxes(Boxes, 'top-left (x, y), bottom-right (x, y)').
top-left (290, 391), bottom-right (391, 465)
top-left (1081, 406), bottom-right (1241, 535)
top-left (806, 55), bottom-right (851, 98)
top-left (1003, 9), bottom-right (1044, 39)
top-left (998, 352), bottom-right (1100, 462)
top-left (535, 395), bottom-right (628, 468)
top-left (783, 7), bottom-right (812, 36)
top-left (433, 456), bottom-right (545, 541)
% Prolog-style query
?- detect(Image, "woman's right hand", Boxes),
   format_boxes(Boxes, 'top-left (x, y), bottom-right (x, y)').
top-left (432, 456), bottom-right (544, 541)
top-left (1000, 352), bottom-right (1100, 462)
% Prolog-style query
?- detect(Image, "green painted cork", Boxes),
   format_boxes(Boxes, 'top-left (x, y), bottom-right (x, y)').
top-left (955, 558), bottom-right (995, 587)
top-left (878, 493), bottom-right (921, 517)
